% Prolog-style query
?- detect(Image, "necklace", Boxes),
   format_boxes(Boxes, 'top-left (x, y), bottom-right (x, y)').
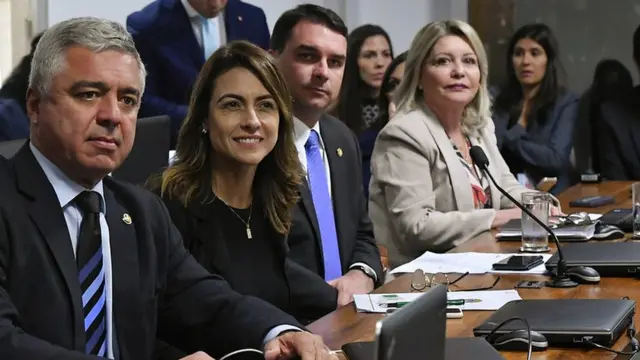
top-left (212, 194), bottom-right (253, 239)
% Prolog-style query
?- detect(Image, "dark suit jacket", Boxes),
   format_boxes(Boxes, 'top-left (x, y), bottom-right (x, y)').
top-left (493, 91), bottom-right (579, 194)
top-left (288, 115), bottom-right (383, 286)
top-left (598, 97), bottom-right (640, 180)
top-left (358, 127), bottom-right (379, 200)
top-left (0, 145), bottom-right (300, 359)
top-left (159, 194), bottom-right (338, 325)
top-left (127, 0), bottom-right (270, 147)
top-left (0, 98), bottom-right (29, 141)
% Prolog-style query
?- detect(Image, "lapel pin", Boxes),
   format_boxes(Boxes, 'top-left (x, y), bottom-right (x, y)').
top-left (238, 16), bottom-right (243, 22)
top-left (122, 213), bottom-right (132, 225)
top-left (337, 148), bottom-right (343, 157)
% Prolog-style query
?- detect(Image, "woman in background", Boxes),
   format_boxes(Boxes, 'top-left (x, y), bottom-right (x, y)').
top-left (368, 20), bottom-right (553, 268)
top-left (151, 40), bottom-right (337, 359)
top-left (492, 24), bottom-right (578, 194)
top-left (333, 24), bottom-right (393, 195)
top-left (360, 52), bottom-right (407, 197)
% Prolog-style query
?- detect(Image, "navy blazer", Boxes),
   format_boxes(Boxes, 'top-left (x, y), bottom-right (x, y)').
top-left (0, 98), bottom-right (29, 141)
top-left (358, 127), bottom-right (379, 199)
top-left (493, 91), bottom-right (579, 194)
top-left (127, 0), bottom-right (270, 147)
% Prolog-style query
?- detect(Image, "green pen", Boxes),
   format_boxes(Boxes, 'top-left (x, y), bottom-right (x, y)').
top-left (382, 301), bottom-right (410, 308)
top-left (447, 299), bottom-right (482, 306)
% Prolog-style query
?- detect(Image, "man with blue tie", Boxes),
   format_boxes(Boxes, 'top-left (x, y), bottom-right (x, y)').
top-left (0, 17), bottom-right (335, 360)
top-left (271, 5), bottom-right (383, 308)
top-left (126, 0), bottom-right (270, 147)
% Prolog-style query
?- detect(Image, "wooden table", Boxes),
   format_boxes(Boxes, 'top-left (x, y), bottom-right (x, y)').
top-left (309, 181), bottom-right (638, 359)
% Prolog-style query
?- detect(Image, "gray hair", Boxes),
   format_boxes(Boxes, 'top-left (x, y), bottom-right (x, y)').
top-left (394, 20), bottom-right (491, 134)
top-left (29, 17), bottom-right (146, 96)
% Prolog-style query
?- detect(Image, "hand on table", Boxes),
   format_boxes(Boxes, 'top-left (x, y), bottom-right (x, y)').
top-left (180, 352), bottom-right (214, 360)
top-left (264, 331), bottom-right (338, 360)
top-left (328, 269), bottom-right (374, 307)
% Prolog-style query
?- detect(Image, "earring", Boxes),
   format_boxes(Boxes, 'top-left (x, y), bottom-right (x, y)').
top-left (201, 127), bottom-right (208, 134)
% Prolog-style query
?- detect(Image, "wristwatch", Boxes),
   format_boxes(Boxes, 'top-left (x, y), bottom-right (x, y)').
top-left (351, 264), bottom-right (377, 282)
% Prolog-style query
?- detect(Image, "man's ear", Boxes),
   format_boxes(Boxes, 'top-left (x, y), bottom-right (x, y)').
top-left (25, 88), bottom-right (40, 125)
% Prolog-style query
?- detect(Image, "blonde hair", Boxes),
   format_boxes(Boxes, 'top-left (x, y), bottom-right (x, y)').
top-left (393, 20), bottom-right (491, 134)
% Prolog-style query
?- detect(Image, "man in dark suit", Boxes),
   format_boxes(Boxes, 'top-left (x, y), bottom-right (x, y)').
top-left (127, 0), bottom-right (270, 147)
top-left (271, 5), bottom-right (383, 307)
top-left (0, 17), bottom-right (334, 360)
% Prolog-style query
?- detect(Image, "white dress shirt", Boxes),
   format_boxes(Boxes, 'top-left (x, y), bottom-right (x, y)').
top-left (293, 118), bottom-right (377, 282)
top-left (181, 0), bottom-right (227, 49)
top-left (30, 143), bottom-right (115, 359)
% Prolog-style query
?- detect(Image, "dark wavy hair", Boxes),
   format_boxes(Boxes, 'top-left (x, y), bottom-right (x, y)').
top-left (371, 51), bottom-right (407, 132)
top-left (493, 23), bottom-right (566, 127)
top-left (334, 24), bottom-right (393, 135)
top-left (157, 41), bottom-right (303, 234)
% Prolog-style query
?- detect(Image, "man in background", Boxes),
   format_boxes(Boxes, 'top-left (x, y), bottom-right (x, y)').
top-left (127, 0), bottom-right (270, 147)
top-left (271, 5), bottom-right (383, 309)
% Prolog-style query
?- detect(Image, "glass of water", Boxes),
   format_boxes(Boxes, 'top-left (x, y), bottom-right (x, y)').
top-left (633, 183), bottom-right (640, 239)
top-left (520, 192), bottom-right (551, 253)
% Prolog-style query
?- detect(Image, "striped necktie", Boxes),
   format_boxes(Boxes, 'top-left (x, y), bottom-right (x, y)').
top-left (75, 191), bottom-right (107, 357)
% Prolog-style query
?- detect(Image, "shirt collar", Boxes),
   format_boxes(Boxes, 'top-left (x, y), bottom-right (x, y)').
top-left (293, 117), bottom-right (324, 151)
top-left (181, 0), bottom-right (224, 20)
top-left (29, 142), bottom-right (106, 212)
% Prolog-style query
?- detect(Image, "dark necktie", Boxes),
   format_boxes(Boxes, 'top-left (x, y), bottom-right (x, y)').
top-left (305, 129), bottom-right (342, 280)
top-left (75, 191), bottom-right (107, 357)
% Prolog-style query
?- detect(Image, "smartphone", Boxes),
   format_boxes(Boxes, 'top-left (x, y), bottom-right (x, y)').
top-left (446, 308), bottom-right (463, 319)
top-left (492, 255), bottom-right (544, 271)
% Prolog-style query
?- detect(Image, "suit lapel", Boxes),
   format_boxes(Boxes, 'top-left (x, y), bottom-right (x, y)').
top-left (103, 181), bottom-right (141, 360)
top-left (187, 200), bottom-right (233, 275)
top-left (319, 118), bottom-right (350, 266)
top-left (421, 108), bottom-right (475, 211)
top-left (12, 145), bottom-right (85, 350)
top-left (298, 179), bottom-right (321, 244)
top-left (223, 0), bottom-right (241, 42)
top-left (165, 0), bottom-right (204, 69)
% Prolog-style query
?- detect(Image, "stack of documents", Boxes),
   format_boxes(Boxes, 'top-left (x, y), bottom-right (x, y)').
top-left (389, 252), bottom-right (552, 275)
top-left (353, 290), bottom-right (522, 313)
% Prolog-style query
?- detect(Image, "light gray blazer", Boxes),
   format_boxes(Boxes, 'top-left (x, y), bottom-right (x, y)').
top-left (368, 106), bottom-right (533, 269)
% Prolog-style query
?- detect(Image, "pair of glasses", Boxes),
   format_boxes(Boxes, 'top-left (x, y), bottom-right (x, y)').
top-left (410, 270), bottom-right (501, 292)
top-left (555, 212), bottom-right (593, 227)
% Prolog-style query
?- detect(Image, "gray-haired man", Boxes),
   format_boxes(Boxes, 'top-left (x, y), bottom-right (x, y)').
top-left (0, 17), bottom-right (335, 360)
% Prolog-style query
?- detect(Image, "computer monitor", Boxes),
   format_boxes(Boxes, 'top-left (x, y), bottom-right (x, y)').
top-left (113, 115), bottom-right (170, 185)
top-left (374, 284), bottom-right (447, 360)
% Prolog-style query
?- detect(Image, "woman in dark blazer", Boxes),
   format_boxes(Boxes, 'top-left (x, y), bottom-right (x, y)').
top-left (492, 24), bottom-right (578, 194)
top-left (150, 41), bottom-right (337, 359)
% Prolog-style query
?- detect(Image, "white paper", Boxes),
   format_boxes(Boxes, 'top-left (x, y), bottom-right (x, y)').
top-left (389, 252), bottom-right (552, 275)
top-left (353, 290), bottom-right (522, 313)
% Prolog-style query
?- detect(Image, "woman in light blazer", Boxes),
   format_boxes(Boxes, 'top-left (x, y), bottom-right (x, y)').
top-left (368, 20), bottom-right (557, 269)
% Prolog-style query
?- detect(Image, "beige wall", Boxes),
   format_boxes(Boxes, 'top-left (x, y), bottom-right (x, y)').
top-left (0, 0), bottom-right (34, 84)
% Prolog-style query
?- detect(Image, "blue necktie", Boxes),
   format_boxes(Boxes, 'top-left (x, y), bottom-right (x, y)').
top-left (75, 191), bottom-right (107, 357)
top-left (305, 130), bottom-right (342, 281)
top-left (201, 16), bottom-right (219, 61)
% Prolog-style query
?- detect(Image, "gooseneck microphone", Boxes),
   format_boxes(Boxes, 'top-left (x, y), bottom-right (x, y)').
top-left (469, 146), bottom-right (596, 288)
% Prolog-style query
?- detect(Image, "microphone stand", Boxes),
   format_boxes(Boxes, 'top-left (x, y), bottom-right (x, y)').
top-left (477, 165), bottom-right (578, 288)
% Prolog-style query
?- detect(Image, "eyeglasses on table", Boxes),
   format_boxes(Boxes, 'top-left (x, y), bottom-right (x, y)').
top-left (410, 269), bottom-right (501, 292)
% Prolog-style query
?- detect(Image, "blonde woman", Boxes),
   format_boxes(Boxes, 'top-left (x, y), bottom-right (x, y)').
top-left (368, 20), bottom-right (558, 268)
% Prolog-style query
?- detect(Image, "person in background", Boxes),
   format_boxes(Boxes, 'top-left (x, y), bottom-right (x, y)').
top-left (574, 59), bottom-right (633, 177)
top-left (0, 33), bottom-right (43, 114)
top-left (127, 0), bottom-right (270, 148)
top-left (332, 25), bottom-right (392, 197)
top-left (360, 52), bottom-right (407, 198)
top-left (153, 40), bottom-right (337, 338)
top-left (368, 20), bottom-right (556, 268)
top-left (492, 24), bottom-right (578, 194)
top-left (271, 5), bottom-right (383, 307)
top-left (0, 16), bottom-right (334, 360)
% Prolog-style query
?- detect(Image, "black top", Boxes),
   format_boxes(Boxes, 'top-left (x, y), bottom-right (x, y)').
top-left (361, 97), bottom-right (380, 130)
top-left (194, 197), bottom-right (291, 313)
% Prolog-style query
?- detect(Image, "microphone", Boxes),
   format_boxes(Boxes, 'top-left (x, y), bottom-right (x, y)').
top-left (469, 146), bottom-right (595, 288)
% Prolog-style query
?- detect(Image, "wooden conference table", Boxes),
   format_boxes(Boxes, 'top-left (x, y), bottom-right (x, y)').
top-left (309, 181), bottom-right (639, 359)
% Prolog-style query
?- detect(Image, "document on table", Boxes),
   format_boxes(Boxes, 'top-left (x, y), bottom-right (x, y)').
top-left (353, 290), bottom-right (522, 313)
top-left (389, 252), bottom-right (552, 275)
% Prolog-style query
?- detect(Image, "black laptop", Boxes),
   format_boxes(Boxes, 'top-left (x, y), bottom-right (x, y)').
top-left (473, 299), bottom-right (635, 346)
top-left (600, 208), bottom-right (634, 232)
top-left (341, 284), bottom-right (504, 360)
top-left (545, 242), bottom-right (640, 276)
